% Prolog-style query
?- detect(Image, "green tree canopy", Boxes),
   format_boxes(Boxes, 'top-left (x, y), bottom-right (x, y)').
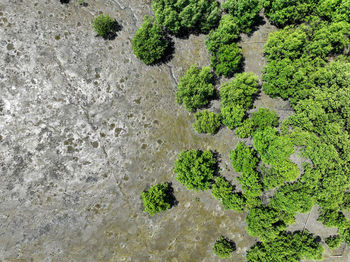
top-left (176, 64), bottom-right (215, 111)
top-left (174, 149), bottom-right (216, 191)
top-left (193, 110), bottom-right (221, 134)
top-left (132, 16), bottom-right (169, 65)
top-left (141, 183), bottom-right (174, 216)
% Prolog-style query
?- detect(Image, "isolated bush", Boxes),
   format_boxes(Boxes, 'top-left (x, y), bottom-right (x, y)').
top-left (211, 43), bottom-right (242, 77)
top-left (193, 110), bottom-right (221, 134)
top-left (176, 64), bottom-right (214, 111)
top-left (222, 0), bottom-right (262, 33)
top-left (211, 177), bottom-right (245, 211)
top-left (93, 14), bottom-right (115, 38)
top-left (213, 236), bottom-right (235, 258)
top-left (132, 16), bottom-right (169, 65)
top-left (325, 235), bottom-right (341, 250)
top-left (141, 183), bottom-right (173, 216)
top-left (174, 149), bottom-right (216, 191)
top-left (153, 0), bottom-right (221, 35)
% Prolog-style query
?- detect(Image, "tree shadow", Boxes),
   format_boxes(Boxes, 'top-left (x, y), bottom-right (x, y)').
top-left (102, 20), bottom-right (123, 40)
top-left (60, 0), bottom-right (70, 3)
top-left (220, 236), bottom-right (237, 251)
top-left (166, 182), bottom-right (179, 208)
top-left (246, 14), bottom-right (266, 37)
top-left (211, 150), bottom-right (222, 178)
top-left (153, 35), bottom-right (175, 65)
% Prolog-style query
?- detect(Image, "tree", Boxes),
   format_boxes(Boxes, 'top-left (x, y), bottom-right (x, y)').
top-left (205, 14), bottom-right (240, 53)
top-left (222, 0), bottom-right (262, 33)
top-left (235, 108), bottom-right (279, 138)
top-left (132, 16), bottom-right (169, 65)
top-left (269, 182), bottom-right (314, 215)
top-left (230, 142), bottom-right (259, 173)
top-left (220, 73), bottom-right (259, 129)
top-left (141, 183), bottom-right (174, 216)
top-left (247, 231), bottom-right (324, 261)
top-left (261, 160), bottom-right (300, 190)
top-left (211, 43), bottom-right (242, 77)
top-left (176, 64), bottom-right (214, 111)
top-left (193, 110), bottom-right (221, 134)
top-left (174, 149), bottom-right (216, 191)
top-left (213, 236), bottom-right (235, 258)
top-left (93, 14), bottom-right (115, 39)
top-left (325, 235), bottom-right (341, 250)
top-left (246, 206), bottom-right (287, 242)
top-left (152, 0), bottom-right (221, 35)
top-left (211, 177), bottom-right (245, 211)
top-left (262, 0), bottom-right (318, 27)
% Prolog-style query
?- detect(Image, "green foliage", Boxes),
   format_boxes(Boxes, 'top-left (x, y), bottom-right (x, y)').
top-left (263, 0), bottom-right (319, 27)
top-left (193, 110), bottom-right (221, 134)
top-left (152, 0), bottom-right (221, 35)
top-left (222, 0), bottom-right (262, 33)
top-left (247, 231), bottom-right (324, 261)
top-left (230, 142), bottom-right (262, 197)
top-left (262, 22), bottom-right (350, 101)
top-left (174, 149), bottom-right (216, 191)
top-left (325, 235), bottom-right (341, 250)
top-left (141, 183), bottom-right (173, 216)
top-left (211, 177), bottom-right (245, 211)
top-left (93, 14), bottom-right (115, 38)
top-left (205, 14), bottom-right (240, 53)
top-left (230, 142), bottom-right (259, 173)
top-left (220, 73), bottom-right (259, 129)
top-left (317, 208), bottom-right (347, 228)
top-left (270, 182), bottom-right (314, 215)
top-left (317, 0), bottom-right (350, 23)
top-left (235, 108), bottom-right (279, 138)
top-left (132, 16), bottom-right (169, 65)
top-left (246, 206), bottom-right (287, 242)
top-left (253, 127), bottom-right (294, 165)
top-left (261, 160), bottom-right (300, 190)
top-left (176, 64), bottom-right (214, 111)
top-left (213, 236), bottom-right (235, 258)
top-left (210, 43), bottom-right (242, 77)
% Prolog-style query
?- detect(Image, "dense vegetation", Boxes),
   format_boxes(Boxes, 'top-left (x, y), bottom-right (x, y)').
top-left (193, 110), bottom-right (221, 134)
top-left (176, 64), bottom-right (215, 111)
top-left (152, 0), bottom-right (221, 35)
top-left (174, 150), bottom-right (216, 191)
top-left (213, 236), bottom-right (235, 258)
top-left (132, 16), bottom-right (169, 65)
top-left (220, 72), bottom-right (259, 129)
top-left (141, 183), bottom-right (174, 216)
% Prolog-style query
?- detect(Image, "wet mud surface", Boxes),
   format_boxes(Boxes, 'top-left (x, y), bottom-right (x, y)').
top-left (0, 0), bottom-right (349, 261)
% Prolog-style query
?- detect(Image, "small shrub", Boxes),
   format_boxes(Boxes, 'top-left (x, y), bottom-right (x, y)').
top-left (93, 14), bottom-right (115, 38)
top-left (174, 149), bottom-right (216, 191)
top-left (141, 183), bottom-right (174, 216)
top-left (325, 235), bottom-right (342, 250)
top-left (132, 16), bottom-right (169, 65)
top-left (193, 110), bottom-right (221, 134)
top-left (176, 64), bottom-right (215, 111)
top-left (213, 236), bottom-right (235, 258)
